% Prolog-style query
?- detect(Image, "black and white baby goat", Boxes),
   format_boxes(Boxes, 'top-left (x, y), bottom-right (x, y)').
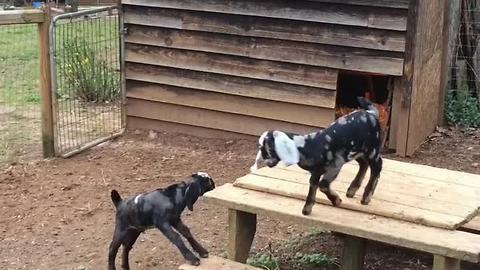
top-left (251, 97), bottom-right (383, 216)
top-left (108, 172), bottom-right (215, 270)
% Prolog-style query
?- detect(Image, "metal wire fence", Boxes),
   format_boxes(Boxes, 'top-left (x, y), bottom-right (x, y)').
top-left (51, 6), bottom-right (124, 156)
top-left (446, 2), bottom-right (480, 128)
top-left (0, 23), bottom-right (42, 164)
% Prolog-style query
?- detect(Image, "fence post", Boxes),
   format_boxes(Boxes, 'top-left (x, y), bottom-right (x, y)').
top-left (38, 7), bottom-right (55, 158)
top-left (439, 0), bottom-right (462, 125)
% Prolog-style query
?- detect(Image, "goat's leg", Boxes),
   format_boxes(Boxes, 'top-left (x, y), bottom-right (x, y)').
top-left (173, 219), bottom-right (209, 258)
top-left (120, 229), bottom-right (141, 270)
top-left (108, 224), bottom-right (127, 270)
top-left (302, 172), bottom-right (322, 215)
top-left (157, 223), bottom-right (200, 265)
top-left (346, 157), bottom-right (369, 198)
top-left (319, 167), bottom-right (342, 206)
top-left (361, 156), bottom-right (382, 205)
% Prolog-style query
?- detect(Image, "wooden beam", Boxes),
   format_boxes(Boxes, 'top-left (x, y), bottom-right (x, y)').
top-left (341, 236), bottom-right (366, 270)
top-left (0, 10), bottom-right (45, 25)
top-left (125, 43), bottom-right (339, 89)
top-left (125, 25), bottom-right (405, 76)
top-left (432, 255), bottom-right (461, 270)
top-left (228, 209), bottom-right (257, 264)
top-left (122, 0), bottom-right (408, 31)
top-left (393, 0), bottom-right (420, 156)
top-left (307, 0), bottom-right (410, 9)
top-left (179, 256), bottom-right (262, 270)
top-left (38, 9), bottom-right (55, 158)
top-left (125, 62), bottom-right (337, 109)
top-left (124, 6), bottom-right (406, 52)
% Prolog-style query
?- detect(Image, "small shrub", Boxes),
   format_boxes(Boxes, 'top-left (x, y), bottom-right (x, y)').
top-left (247, 253), bottom-right (279, 270)
top-left (59, 37), bottom-right (119, 103)
top-left (294, 252), bottom-right (336, 267)
top-left (445, 90), bottom-right (480, 128)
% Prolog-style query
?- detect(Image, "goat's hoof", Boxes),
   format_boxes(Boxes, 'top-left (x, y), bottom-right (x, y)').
top-left (361, 196), bottom-right (371, 205)
top-left (302, 205), bottom-right (312, 216)
top-left (332, 197), bottom-right (342, 207)
top-left (199, 251), bottom-right (209, 258)
top-left (189, 259), bottom-right (201, 266)
top-left (346, 188), bottom-right (357, 198)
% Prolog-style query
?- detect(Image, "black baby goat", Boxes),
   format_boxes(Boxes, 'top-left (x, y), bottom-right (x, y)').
top-left (108, 172), bottom-right (215, 270)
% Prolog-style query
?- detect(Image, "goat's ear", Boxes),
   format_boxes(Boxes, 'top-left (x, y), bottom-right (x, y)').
top-left (273, 131), bottom-right (300, 166)
top-left (185, 181), bottom-right (201, 211)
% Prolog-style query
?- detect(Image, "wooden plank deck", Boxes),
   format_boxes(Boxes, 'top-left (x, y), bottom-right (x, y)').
top-left (234, 160), bottom-right (480, 230)
top-left (204, 184), bottom-right (480, 263)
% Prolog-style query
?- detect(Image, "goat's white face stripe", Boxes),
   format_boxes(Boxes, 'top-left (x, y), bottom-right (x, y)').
top-left (273, 130), bottom-right (300, 166)
top-left (196, 172), bottom-right (210, 178)
top-left (250, 150), bottom-right (262, 172)
top-left (134, 194), bottom-right (142, 204)
top-left (258, 131), bottom-right (268, 145)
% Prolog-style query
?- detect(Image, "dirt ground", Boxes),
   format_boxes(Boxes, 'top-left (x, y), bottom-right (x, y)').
top-left (0, 128), bottom-right (479, 270)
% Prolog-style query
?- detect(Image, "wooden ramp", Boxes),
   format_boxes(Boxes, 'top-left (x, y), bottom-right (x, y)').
top-left (179, 256), bottom-right (260, 270)
top-left (234, 159), bottom-right (480, 230)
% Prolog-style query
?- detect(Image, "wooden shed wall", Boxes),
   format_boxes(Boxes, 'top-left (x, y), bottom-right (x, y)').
top-left (122, 0), bottom-right (409, 137)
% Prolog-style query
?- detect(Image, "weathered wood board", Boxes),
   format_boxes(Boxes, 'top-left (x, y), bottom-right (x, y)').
top-left (233, 160), bottom-right (480, 230)
top-left (179, 256), bottom-right (261, 270)
top-left (205, 184), bottom-right (480, 263)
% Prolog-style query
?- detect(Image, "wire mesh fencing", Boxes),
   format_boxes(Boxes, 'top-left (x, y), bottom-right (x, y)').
top-left (51, 6), bottom-right (124, 156)
top-left (0, 23), bottom-right (42, 164)
top-left (446, 0), bottom-right (480, 128)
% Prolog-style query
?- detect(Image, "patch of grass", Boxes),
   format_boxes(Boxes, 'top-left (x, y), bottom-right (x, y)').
top-left (445, 89), bottom-right (480, 128)
top-left (294, 252), bottom-right (337, 268)
top-left (247, 253), bottom-right (280, 270)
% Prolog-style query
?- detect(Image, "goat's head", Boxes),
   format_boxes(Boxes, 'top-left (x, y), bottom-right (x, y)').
top-left (250, 130), bottom-right (300, 172)
top-left (185, 172), bottom-right (215, 211)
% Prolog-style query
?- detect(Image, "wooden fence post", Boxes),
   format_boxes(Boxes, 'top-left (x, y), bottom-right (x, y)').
top-left (38, 7), bottom-right (55, 158)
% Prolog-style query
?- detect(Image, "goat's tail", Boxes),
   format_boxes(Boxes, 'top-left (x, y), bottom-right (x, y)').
top-left (357, 96), bottom-right (379, 117)
top-left (111, 190), bottom-right (122, 208)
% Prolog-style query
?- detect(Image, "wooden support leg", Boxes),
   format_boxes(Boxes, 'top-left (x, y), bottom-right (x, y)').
top-left (341, 236), bottom-right (366, 270)
top-left (228, 209), bottom-right (257, 263)
top-left (433, 255), bottom-right (461, 270)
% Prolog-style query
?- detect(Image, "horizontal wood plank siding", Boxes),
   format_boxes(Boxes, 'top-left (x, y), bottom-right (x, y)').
top-left (126, 43), bottom-right (338, 89)
top-left (125, 25), bottom-right (404, 76)
top-left (126, 62), bottom-right (336, 109)
top-left (124, 5), bottom-right (406, 52)
top-left (127, 80), bottom-right (335, 127)
top-left (127, 98), bottom-right (323, 136)
top-left (123, 0), bottom-right (410, 137)
top-left (122, 0), bottom-right (408, 31)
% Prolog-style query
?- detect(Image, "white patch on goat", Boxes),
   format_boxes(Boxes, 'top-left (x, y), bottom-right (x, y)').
top-left (326, 151), bottom-right (333, 161)
top-left (337, 117), bottom-right (347, 125)
top-left (369, 114), bottom-right (377, 127)
top-left (333, 129), bottom-right (337, 134)
top-left (250, 150), bottom-right (262, 172)
top-left (134, 194), bottom-right (142, 204)
top-left (293, 136), bottom-right (306, 148)
top-left (273, 131), bottom-right (300, 166)
top-left (324, 144), bottom-right (329, 150)
top-left (258, 131), bottom-right (268, 145)
top-left (376, 132), bottom-right (379, 139)
top-left (325, 134), bottom-right (332, 143)
top-left (197, 171), bottom-right (210, 178)
top-left (360, 114), bottom-right (367, 123)
top-left (369, 149), bottom-right (377, 159)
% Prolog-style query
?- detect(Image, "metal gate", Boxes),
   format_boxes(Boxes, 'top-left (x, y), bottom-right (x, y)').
top-left (49, 6), bottom-right (125, 157)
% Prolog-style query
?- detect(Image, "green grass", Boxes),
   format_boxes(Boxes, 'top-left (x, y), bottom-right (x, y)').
top-left (0, 24), bottom-right (40, 106)
top-left (0, 17), bottom-right (118, 107)
top-left (0, 15), bottom-right (119, 164)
